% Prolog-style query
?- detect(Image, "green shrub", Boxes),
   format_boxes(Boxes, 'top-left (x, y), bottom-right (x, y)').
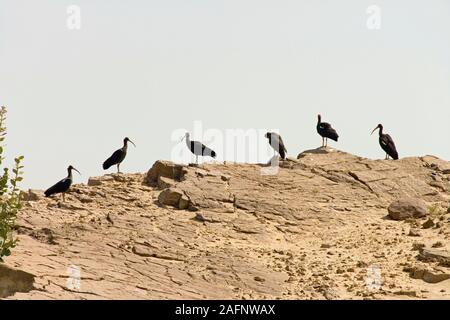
top-left (0, 106), bottom-right (24, 262)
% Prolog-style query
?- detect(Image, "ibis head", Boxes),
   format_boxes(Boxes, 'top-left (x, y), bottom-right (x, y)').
top-left (180, 132), bottom-right (190, 142)
top-left (68, 165), bottom-right (81, 175)
top-left (124, 137), bottom-right (136, 147)
top-left (371, 124), bottom-right (383, 135)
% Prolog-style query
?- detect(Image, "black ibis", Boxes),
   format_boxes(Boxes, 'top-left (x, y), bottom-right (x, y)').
top-left (182, 132), bottom-right (217, 164)
top-left (371, 124), bottom-right (399, 160)
top-left (317, 114), bottom-right (339, 147)
top-left (265, 132), bottom-right (287, 160)
top-left (103, 137), bottom-right (136, 173)
top-left (44, 165), bottom-right (81, 201)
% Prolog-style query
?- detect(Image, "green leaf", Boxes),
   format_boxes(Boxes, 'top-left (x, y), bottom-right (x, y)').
top-left (0, 106), bottom-right (24, 261)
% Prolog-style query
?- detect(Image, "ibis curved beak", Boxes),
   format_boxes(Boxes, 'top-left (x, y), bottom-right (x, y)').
top-left (180, 135), bottom-right (186, 143)
top-left (73, 168), bottom-right (81, 175)
top-left (371, 127), bottom-right (378, 135)
top-left (129, 140), bottom-right (136, 147)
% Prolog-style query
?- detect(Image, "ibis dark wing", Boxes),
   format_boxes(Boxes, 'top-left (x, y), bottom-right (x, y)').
top-left (278, 135), bottom-right (287, 153)
top-left (318, 122), bottom-right (339, 141)
top-left (380, 134), bottom-right (399, 160)
top-left (201, 144), bottom-right (217, 158)
top-left (103, 149), bottom-right (123, 170)
top-left (190, 141), bottom-right (216, 158)
top-left (269, 133), bottom-right (287, 159)
top-left (45, 178), bottom-right (71, 197)
top-left (326, 127), bottom-right (339, 141)
top-left (319, 122), bottom-right (332, 130)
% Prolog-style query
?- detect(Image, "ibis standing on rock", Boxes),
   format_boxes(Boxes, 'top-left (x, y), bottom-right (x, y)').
top-left (371, 124), bottom-right (399, 160)
top-left (182, 132), bottom-right (217, 164)
top-left (103, 137), bottom-right (136, 173)
top-left (317, 114), bottom-right (339, 147)
top-left (265, 132), bottom-right (287, 160)
top-left (45, 165), bottom-right (81, 202)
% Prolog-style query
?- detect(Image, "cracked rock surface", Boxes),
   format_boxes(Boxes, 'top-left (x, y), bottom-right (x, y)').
top-left (5, 148), bottom-right (450, 299)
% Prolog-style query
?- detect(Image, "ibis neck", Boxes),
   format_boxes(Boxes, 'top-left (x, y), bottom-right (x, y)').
top-left (185, 135), bottom-right (191, 148)
top-left (317, 116), bottom-right (321, 126)
top-left (379, 127), bottom-right (383, 136)
top-left (67, 169), bottom-right (73, 179)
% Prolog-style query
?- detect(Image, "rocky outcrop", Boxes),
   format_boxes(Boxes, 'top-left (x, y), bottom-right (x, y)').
top-left (21, 189), bottom-right (44, 202)
top-left (388, 198), bottom-right (429, 220)
top-left (158, 188), bottom-right (191, 210)
top-left (145, 160), bottom-right (185, 186)
top-left (405, 265), bottom-right (450, 284)
top-left (87, 175), bottom-right (114, 186)
top-left (0, 265), bottom-right (35, 298)
top-left (419, 248), bottom-right (450, 266)
top-left (4, 148), bottom-right (450, 300)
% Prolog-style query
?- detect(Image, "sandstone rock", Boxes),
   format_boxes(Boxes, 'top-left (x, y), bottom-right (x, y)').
top-left (432, 242), bottom-right (444, 248)
top-left (408, 229), bottom-right (421, 237)
top-left (78, 195), bottom-right (94, 204)
top-left (57, 202), bottom-right (86, 211)
top-left (422, 219), bottom-right (435, 229)
top-left (431, 173), bottom-right (442, 182)
top-left (9, 153), bottom-right (450, 300)
top-left (193, 212), bottom-right (225, 223)
top-left (429, 181), bottom-right (447, 192)
top-left (112, 174), bottom-right (128, 182)
top-left (412, 242), bottom-right (425, 251)
top-left (394, 290), bottom-right (418, 297)
top-left (178, 195), bottom-right (190, 210)
top-left (419, 248), bottom-right (450, 266)
top-left (158, 176), bottom-right (175, 189)
top-left (407, 266), bottom-right (450, 284)
top-left (21, 189), bottom-right (44, 202)
top-left (158, 188), bottom-right (183, 207)
top-left (132, 244), bottom-right (185, 262)
top-left (388, 198), bottom-right (428, 220)
top-left (29, 228), bottom-right (57, 245)
top-left (88, 175), bottom-right (114, 186)
top-left (157, 187), bottom-right (191, 210)
top-left (297, 147), bottom-right (335, 159)
top-left (0, 265), bottom-right (35, 298)
top-left (194, 213), bottom-right (207, 222)
top-left (146, 160), bottom-right (185, 185)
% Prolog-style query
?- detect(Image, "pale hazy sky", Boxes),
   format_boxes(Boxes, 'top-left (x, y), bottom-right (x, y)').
top-left (1, 0), bottom-right (449, 189)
